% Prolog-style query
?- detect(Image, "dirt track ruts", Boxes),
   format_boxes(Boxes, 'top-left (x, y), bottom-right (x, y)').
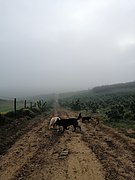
top-left (0, 108), bottom-right (135, 180)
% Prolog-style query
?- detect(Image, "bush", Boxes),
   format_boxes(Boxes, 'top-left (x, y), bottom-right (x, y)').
top-left (31, 107), bottom-right (42, 113)
top-left (4, 108), bottom-right (36, 118)
top-left (4, 111), bottom-right (16, 118)
top-left (21, 108), bottom-right (36, 118)
top-left (106, 104), bottom-right (125, 121)
top-left (124, 111), bottom-right (135, 120)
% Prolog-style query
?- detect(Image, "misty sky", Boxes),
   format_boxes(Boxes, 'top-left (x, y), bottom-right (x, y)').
top-left (0, 0), bottom-right (135, 97)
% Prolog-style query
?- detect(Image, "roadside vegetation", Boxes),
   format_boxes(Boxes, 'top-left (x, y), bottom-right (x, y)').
top-left (0, 97), bottom-right (54, 155)
top-left (59, 82), bottom-right (135, 138)
top-left (0, 100), bottom-right (24, 113)
top-left (0, 95), bottom-right (55, 131)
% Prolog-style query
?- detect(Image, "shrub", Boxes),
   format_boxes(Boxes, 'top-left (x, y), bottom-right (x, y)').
top-left (124, 111), bottom-right (135, 121)
top-left (106, 104), bottom-right (125, 121)
top-left (21, 108), bottom-right (36, 118)
top-left (4, 111), bottom-right (15, 118)
top-left (31, 107), bottom-right (42, 113)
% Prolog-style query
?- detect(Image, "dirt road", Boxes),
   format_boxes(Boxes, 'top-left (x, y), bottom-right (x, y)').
top-left (0, 109), bottom-right (135, 180)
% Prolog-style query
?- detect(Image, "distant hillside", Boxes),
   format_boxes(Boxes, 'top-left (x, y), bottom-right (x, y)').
top-left (92, 81), bottom-right (135, 94)
top-left (59, 90), bottom-right (88, 99)
top-left (58, 81), bottom-right (135, 100)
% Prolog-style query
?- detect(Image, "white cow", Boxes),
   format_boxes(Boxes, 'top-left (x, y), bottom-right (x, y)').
top-left (49, 116), bottom-right (61, 129)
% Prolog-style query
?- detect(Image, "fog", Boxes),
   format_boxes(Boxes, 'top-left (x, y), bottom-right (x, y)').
top-left (0, 0), bottom-right (135, 98)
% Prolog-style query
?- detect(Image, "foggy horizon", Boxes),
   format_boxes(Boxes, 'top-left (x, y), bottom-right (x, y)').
top-left (1, 80), bottom-right (134, 100)
top-left (0, 0), bottom-right (135, 98)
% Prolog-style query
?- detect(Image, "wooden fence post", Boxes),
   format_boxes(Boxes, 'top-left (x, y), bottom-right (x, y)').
top-left (14, 98), bottom-right (16, 114)
top-left (24, 100), bottom-right (27, 108)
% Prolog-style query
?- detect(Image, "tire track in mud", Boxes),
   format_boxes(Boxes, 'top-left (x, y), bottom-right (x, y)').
top-left (66, 132), bottom-right (105, 180)
top-left (13, 130), bottom-right (60, 180)
top-left (1, 108), bottom-right (134, 180)
top-left (100, 125), bottom-right (135, 153)
top-left (25, 110), bottom-right (105, 180)
top-left (81, 121), bottom-right (135, 180)
top-left (65, 110), bottom-right (135, 180)
top-left (0, 114), bottom-right (60, 180)
top-left (0, 110), bottom-right (105, 180)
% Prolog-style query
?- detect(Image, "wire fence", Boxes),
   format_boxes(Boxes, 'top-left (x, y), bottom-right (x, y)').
top-left (0, 98), bottom-right (35, 113)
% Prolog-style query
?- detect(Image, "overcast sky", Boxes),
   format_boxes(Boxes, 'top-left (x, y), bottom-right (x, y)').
top-left (0, 0), bottom-right (135, 97)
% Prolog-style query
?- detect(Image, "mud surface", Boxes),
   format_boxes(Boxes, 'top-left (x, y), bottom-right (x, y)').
top-left (0, 108), bottom-right (135, 180)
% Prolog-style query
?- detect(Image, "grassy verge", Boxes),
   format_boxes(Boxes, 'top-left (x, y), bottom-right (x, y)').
top-left (104, 119), bottom-right (135, 138)
top-left (0, 100), bottom-right (24, 113)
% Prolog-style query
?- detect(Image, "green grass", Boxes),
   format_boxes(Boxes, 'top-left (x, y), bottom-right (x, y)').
top-left (0, 100), bottom-right (24, 113)
top-left (104, 120), bottom-right (135, 131)
top-left (102, 118), bottom-right (135, 139)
